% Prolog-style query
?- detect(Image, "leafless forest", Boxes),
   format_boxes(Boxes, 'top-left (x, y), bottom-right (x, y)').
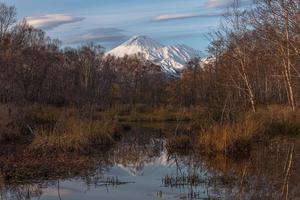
top-left (0, 1), bottom-right (299, 117)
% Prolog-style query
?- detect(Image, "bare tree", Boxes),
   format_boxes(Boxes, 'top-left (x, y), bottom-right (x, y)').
top-left (0, 3), bottom-right (16, 40)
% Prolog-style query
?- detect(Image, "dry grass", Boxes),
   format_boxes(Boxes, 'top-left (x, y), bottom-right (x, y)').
top-left (198, 105), bottom-right (300, 156)
top-left (1, 103), bottom-right (299, 157)
top-left (254, 105), bottom-right (300, 136)
top-left (29, 117), bottom-right (118, 154)
top-left (0, 104), bottom-right (120, 154)
top-left (26, 105), bottom-right (120, 154)
top-left (198, 118), bottom-right (262, 156)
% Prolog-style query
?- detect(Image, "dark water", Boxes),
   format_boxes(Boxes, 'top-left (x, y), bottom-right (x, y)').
top-left (1, 123), bottom-right (300, 200)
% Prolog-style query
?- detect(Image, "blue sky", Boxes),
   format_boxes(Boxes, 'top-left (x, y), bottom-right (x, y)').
top-left (3, 0), bottom-right (250, 52)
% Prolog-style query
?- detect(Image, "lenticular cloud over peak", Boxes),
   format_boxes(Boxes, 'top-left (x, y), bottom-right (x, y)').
top-left (26, 14), bottom-right (84, 30)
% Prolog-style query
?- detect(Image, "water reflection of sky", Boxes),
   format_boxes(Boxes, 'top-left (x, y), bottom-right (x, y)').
top-left (38, 140), bottom-right (213, 200)
top-left (2, 125), bottom-right (300, 200)
top-left (40, 161), bottom-right (211, 200)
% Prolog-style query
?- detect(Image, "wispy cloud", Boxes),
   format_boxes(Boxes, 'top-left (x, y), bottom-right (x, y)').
top-left (205, 0), bottom-right (232, 8)
top-left (26, 14), bottom-right (84, 30)
top-left (153, 12), bottom-right (225, 22)
top-left (205, 0), bottom-right (253, 8)
top-left (65, 28), bottom-right (128, 46)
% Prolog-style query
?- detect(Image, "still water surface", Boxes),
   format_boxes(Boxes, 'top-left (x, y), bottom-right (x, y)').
top-left (1, 124), bottom-right (300, 200)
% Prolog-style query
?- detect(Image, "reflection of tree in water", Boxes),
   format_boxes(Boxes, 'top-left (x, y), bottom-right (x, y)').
top-left (0, 151), bottom-right (114, 199)
top-left (196, 138), bottom-right (300, 200)
top-left (159, 152), bottom-right (222, 199)
top-left (103, 127), bottom-right (300, 199)
top-left (0, 183), bottom-right (43, 200)
top-left (0, 126), bottom-right (165, 199)
top-left (155, 136), bottom-right (300, 199)
top-left (0, 126), bottom-right (299, 200)
top-left (112, 127), bottom-right (165, 174)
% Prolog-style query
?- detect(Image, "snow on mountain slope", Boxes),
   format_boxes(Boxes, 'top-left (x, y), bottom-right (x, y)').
top-left (106, 35), bottom-right (203, 75)
top-left (115, 149), bottom-right (175, 176)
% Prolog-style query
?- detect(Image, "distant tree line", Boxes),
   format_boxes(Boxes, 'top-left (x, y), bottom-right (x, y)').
top-left (0, 1), bottom-right (299, 118)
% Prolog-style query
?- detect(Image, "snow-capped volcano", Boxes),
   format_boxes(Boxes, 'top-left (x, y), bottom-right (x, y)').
top-left (106, 35), bottom-right (203, 74)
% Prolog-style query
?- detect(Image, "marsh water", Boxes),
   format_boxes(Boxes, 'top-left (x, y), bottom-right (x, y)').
top-left (1, 123), bottom-right (300, 200)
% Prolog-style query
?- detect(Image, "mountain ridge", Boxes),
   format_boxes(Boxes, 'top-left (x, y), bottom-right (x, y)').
top-left (106, 35), bottom-right (203, 75)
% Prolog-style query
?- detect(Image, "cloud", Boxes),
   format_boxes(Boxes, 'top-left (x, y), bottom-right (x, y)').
top-left (65, 28), bottom-right (128, 45)
top-left (205, 0), bottom-right (232, 8)
top-left (153, 12), bottom-right (225, 22)
top-left (205, 0), bottom-right (253, 8)
top-left (26, 14), bottom-right (84, 30)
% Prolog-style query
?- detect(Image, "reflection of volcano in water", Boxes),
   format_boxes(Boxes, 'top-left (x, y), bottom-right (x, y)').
top-left (109, 126), bottom-right (198, 177)
top-left (112, 135), bottom-right (177, 176)
top-left (116, 147), bottom-right (175, 176)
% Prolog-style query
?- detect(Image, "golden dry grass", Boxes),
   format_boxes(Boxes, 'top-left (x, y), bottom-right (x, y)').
top-left (0, 104), bottom-right (120, 153)
top-left (254, 105), bottom-right (300, 136)
top-left (29, 117), bottom-right (118, 154)
top-left (198, 118), bottom-right (262, 155)
top-left (198, 105), bottom-right (300, 155)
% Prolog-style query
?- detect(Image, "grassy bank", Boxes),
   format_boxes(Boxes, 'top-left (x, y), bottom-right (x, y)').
top-left (1, 103), bottom-right (299, 160)
top-left (197, 106), bottom-right (300, 157)
top-left (0, 104), bottom-right (122, 184)
top-left (0, 104), bottom-right (198, 155)
top-left (0, 104), bottom-right (121, 155)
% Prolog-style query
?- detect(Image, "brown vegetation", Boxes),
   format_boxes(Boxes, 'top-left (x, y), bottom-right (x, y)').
top-left (29, 116), bottom-right (118, 154)
top-left (0, 104), bottom-right (120, 155)
top-left (198, 106), bottom-right (300, 156)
